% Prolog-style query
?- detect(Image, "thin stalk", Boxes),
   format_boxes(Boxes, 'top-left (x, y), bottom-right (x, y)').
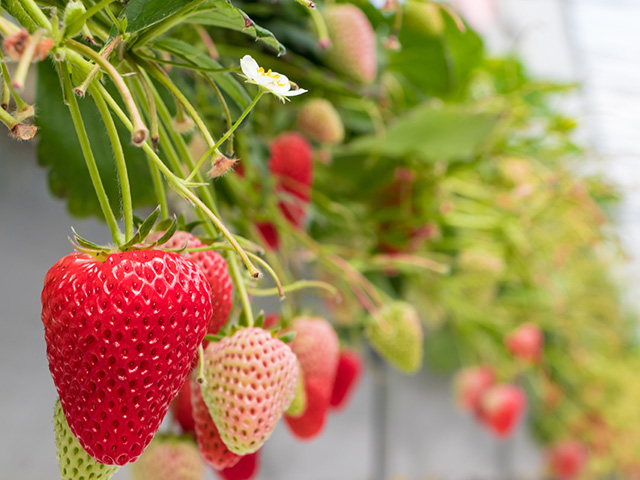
top-left (248, 280), bottom-right (338, 299)
top-left (11, 29), bottom-right (42, 90)
top-left (2, 79), bottom-right (9, 110)
top-left (66, 38), bottom-right (148, 145)
top-left (141, 58), bottom-right (223, 159)
top-left (133, 0), bottom-right (204, 47)
top-left (227, 253), bottom-right (254, 327)
top-left (309, 6), bottom-right (330, 48)
top-left (60, 64), bottom-right (123, 244)
top-left (0, 105), bottom-right (18, 129)
top-left (244, 250), bottom-right (284, 298)
top-left (196, 344), bottom-right (205, 384)
top-left (187, 90), bottom-right (264, 182)
top-left (201, 74), bottom-right (233, 155)
top-left (66, 0), bottom-right (117, 36)
top-left (94, 82), bottom-right (261, 277)
top-left (4, 0), bottom-right (38, 32)
top-left (17, 0), bottom-right (52, 30)
top-left (0, 16), bottom-right (21, 36)
top-left (90, 85), bottom-right (134, 240)
top-left (0, 49), bottom-right (30, 111)
top-left (75, 35), bottom-right (120, 96)
top-left (138, 71), bottom-right (159, 149)
top-left (136, 52), bottom-right (238, 73)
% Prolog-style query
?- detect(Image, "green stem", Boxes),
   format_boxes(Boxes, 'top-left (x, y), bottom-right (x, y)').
top-left (201, 74), bottom-right (233, 155)
top-left (75, 35), bottom-right (120, 96)
top-left (0, 105), bottom-right (18, 129)
top-left (133, 0), bottom-right (203, 47)
top-left (66, 0), bottom-right (116, 36)
top-left (137, 52), bottom-right (238, 74)
top-left (227, 253), bottom-right (254, 327)
top-left (150, 161), bottom-right (169, 220)
top-left (0, 50), bottom-right (29, 112)
top-left (66, 38), bottom-right (148, 145)
top-left (187, 90), bottom-right (264, 182)
top-left (308, 6), bottom-right (330, 47)
top-left (90, 84), bottom-right (134, 240)
top-left (244, 250), bottom-right (284, 298)
top-left (196, 343), bottom-right (205, 384)
top-left (1, 78), bottom-right (9, 110)
top-left (94, 82), bottom-right (261, 277)
top-left (141, 58), bottom-right (222, 159)
top-left (248, 280), bottom-right (339, 299)
top-left (60, 63), bottom-right (123, 244)
top-left (17, 0), bottom-right (51, 30)
top-left (4, 0), bottom-right (38, 32)
top-left (10, 30), bottom-right (43, 90)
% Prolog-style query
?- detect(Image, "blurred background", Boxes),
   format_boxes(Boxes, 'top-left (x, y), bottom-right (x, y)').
top-left (2, 0), bottom-right (640, 479)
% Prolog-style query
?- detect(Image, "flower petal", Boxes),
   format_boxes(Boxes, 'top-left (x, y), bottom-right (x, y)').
top-left (283, 88), bottom-right (308, 97)
top-left (240, 55), bottom-right (260, 81)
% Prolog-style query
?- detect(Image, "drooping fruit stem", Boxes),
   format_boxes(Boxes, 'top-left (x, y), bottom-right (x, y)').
top-left (187, 90), bottom-right (265, 182)
top-left (248, 280), bottom-right (339, 299)
top-left (59, 63), bottom-right (124, 244)
top-left (227, 252), bottom-right (255, 327)
top-left (91, 87), bottom-right (135, 241)
top-left (67, 38), bottom-right (148, 146)
top-left (93, 82), bottom-right (261, 278)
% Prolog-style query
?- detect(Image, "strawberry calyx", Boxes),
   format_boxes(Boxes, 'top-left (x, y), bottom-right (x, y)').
top-left (203, 314), bottom-right (296, 344)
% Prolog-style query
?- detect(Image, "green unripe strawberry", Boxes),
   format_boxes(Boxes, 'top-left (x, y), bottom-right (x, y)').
top-left (297, 99), bottom-right (345, 145)
top-left (324, 5), bottom-right (377, 84)
top-left (366, 302), bottom-right (424, 374)
top-left (131, 434), bottom-right (204, 480)
top-left (63, 0), bottom-right (87, 38)
top-left (404, 1), bottom-right (445, 37)
top-left (286, 367), bottom-right (307, 417)
top-left (53, 400), bottom-right (120, 480)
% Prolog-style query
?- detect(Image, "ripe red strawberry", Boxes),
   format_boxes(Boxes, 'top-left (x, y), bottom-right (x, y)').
top-left (297, 98), bottom-right (345, 145)
top-left (284, 317), bottom-right (339, 439)
top-left (330, 349), bottom-right (363, 410)
top-left (171, 378), bottom-right (196, 435)
top-left (479, 384), bottom-right (527, 438)
top-left (131, 434), bottom-right (204, 480)
top-left (53, 399), bottom-right (120, 480)
top-left (201, 328), bottom-right (299, 454)
top-left (284, 377), bottom-right (329, 440)
top-left (269, 132), bottom-right (314, 229)
top-left (255, 222), bottom-right (281, 250)
top-left (506, 323), bottom-right (544, 363)
top-left (454, 366), bottom-right (495, 415)
top-left (191, 378), bottom-right (241, 470)
top-left (41, 250), bottom-right (213, 465)
top-left (547, 441), bottom-right (588, 479)
top-left (325, 5), bottom-right (377, 84)
top-left (152, 231), bottom-right (233, 335)
top-left (216, 450), bottom-right (261, 480)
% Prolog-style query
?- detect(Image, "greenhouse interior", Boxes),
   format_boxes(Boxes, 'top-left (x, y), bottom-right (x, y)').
top-left (2, 0), bottom-right (640, 478)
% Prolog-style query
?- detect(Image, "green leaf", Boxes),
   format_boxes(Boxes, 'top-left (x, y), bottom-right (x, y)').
top-left (188, 0), bottom-right (285, 55)
top-left (152, 37), bottom-right (251, 109)
top-left (36, 60), bottom-right (156, 219)
top-left (119, 0), bottom-right (194, 35)
top-left (137, 206), bottom-right (161, 240)
top-left (154, 217), bottom-right (179, 245)
top-left (340, 103), bottom-right (501, 162)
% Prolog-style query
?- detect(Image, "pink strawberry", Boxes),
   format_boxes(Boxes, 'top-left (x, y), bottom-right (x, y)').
top-left (547, 441), bottom-right (588, 479)
top-left (479, 384), bottom-right (527, 438)
top-left (191, 378), bottom-right (241, 470)
top-left (152, 231), bottom-right (233, 335)
top-left (325, 5), bottom-right (377, 84)
top-left (454, 366), bottom-right (495, 415)
top-left (268, 133), bottom-right (314, 229)
top-left (131, 434), bottom-right (204, 480)
top-left (506, 323), bottom-right (544, 363)
top-left (171, 378), bottom-right (196, 435)
top-left (41, 250), bottom-right (213, 465)
top-left (330, 350), bottom-right (363, 410)
top-left (284, 377), bottom-right (329, 440)
top-left (297, 98), bottom-right (345, 145)
top-left (216, 450), bottom-right (261, 480)
top-left (284, 317), bottom-right (339, 439)
top-left (201, 328), bottom-right (299, 454)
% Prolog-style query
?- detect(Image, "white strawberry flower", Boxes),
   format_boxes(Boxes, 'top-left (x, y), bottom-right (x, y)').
top-left (240, 55), bottom-right (307, 102)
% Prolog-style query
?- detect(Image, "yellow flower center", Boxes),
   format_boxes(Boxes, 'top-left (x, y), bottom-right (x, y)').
top-left (257, 67), bottom-right (287, 87)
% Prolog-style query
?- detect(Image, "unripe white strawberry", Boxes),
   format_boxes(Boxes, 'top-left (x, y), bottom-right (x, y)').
top-left (324, 5), bottom-right (377, 84)
top-left (131, 434), bottom-right (204, 480)
top-left (297, 98), bottom-right (345, 145)
top-left (201, 328), bottom-right (298, 454)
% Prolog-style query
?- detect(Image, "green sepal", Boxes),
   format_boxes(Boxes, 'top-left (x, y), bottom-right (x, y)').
top-left (279, 331), bottom-right (296, 344)
top-left (254, 311), bottom-right (265, 329)
top-left (63, 0), bottom-right (87, 38)
top-left (71, 227), bottom-right (107, 251)
top-left (153, 216), bottom-right (178, 246)
top-left (204, 334), bottom-right (224, 343)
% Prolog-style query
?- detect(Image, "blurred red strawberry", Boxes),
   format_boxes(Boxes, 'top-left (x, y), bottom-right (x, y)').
top-left (547, 441), bottom-right (588, 479)
top-left (330, 350), bottom-right (363, 410)
top-left (454, 366), bottom-right (495, 415)
top-left (479, 384), bottom-right (527, 438)
top-left (506, 323), bottom-right (544, 363)
top-left (216, 450), bottom-right (261, 480)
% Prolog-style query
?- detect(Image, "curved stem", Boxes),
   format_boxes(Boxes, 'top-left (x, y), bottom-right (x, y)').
top-left (66, 38), bottom-right (148, 145)
top-left (93, 82), bottom-right (261, 277)
top-left (18, 0), bottom-right (51, 31)
top-left (227, 253), bottom-right (254, 327)
top-left (60, 64), bottom-right (123, 244)
top-left (90, 85), bottom-right (134, 240)
top-left (248, 280), bottom-right (339, 299)
top-left (0, 49), bottom-right (29, 111)
top-left (201, 74), bottom-right (233, 155)
top-left (244, 250), bottom-right (284, 298)
top-left (187, 90), bottom-right (264, 182)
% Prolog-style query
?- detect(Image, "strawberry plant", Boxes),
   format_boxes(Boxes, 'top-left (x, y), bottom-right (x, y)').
top-left (1, 0), bottom-right (639, 477)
